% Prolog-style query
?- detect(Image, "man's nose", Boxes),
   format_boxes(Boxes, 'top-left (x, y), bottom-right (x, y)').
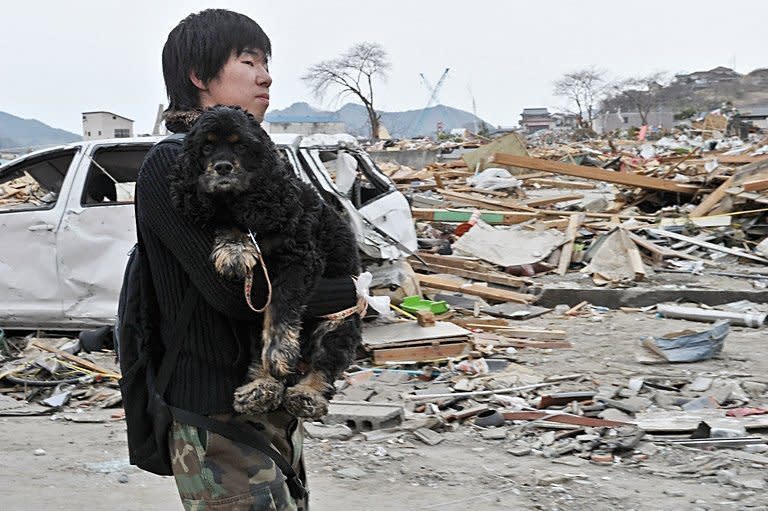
top-left (214, 161), bottom-right (234, 175)
top-left (256, 64), bottom-right (272, 87)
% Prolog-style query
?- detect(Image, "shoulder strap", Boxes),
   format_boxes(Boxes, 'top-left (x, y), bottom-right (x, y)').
top-left (169, 406), bottom-right (308, 500)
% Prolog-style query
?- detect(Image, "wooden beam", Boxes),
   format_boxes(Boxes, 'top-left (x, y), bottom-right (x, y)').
top-left (437, 188), bottom-right (536, 212)
top-left (372, 342), bottom-right (469, 364)
top-left (410, 208), bottom-right (539, 224)
top-left (690, 176), bottom-right (735, 217)
top-left (526, 178), bottom-right (597, 190)
top-left (415, 274), bottom-right (536, 304)
top-left (618, 228), bottom-right (647, 281)
top-left (557, 213), bottom-right (584, 275)
top-left (409, 260), bottom-right (529, 288)
top-left (491, 153), bottom-right (698, 194)
top-left (464, 326), bottom-right (566, 340)
top-left (741, 178), bottom-right (768, 193)
top-left (646, 228), bottom-right (768, 264)
top-left (523, 194), bottom-right (584, 208)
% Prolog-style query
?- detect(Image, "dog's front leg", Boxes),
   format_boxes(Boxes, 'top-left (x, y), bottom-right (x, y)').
top-left (261, 265), bottom-right (317, 379)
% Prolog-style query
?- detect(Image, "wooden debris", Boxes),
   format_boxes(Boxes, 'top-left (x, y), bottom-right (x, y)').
top-left (415, 274), bottom-right (536, 304)
top-left (491, 153), bottom-right (699, 194)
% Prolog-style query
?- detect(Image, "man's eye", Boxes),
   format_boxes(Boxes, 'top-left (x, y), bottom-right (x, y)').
top-left (202, 144), bottom-right (214, 156)
top-left (242, 60), bottom-right (254, 67)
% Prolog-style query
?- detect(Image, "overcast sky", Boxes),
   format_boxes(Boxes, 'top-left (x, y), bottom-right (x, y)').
top-left (2, 0), bottom-right (767, 135)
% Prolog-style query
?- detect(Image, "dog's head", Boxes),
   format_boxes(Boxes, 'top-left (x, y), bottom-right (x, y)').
top-left (184, 105), bottom-right (274, 195)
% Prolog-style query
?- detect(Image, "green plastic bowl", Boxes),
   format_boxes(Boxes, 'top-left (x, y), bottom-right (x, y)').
top-left (400, 296), bottom-right (450, 315)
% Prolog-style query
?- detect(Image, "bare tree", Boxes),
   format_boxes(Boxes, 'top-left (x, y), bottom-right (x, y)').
top-left (302, 42), bottom-right (390, 140)
top-left (553, 68), bottom-right (605, 128)
top-left (609, 72), bottom-right (668, 125)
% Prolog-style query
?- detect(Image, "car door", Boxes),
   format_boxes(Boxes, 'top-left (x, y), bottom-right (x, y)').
top-left (56, 141), bottom-right (153, 327)
top-left (0, 146), bottom-right (82, 328)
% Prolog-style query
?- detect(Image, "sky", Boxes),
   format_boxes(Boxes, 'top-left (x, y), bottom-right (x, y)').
top-left (2, 0), bottom-right (768, 135)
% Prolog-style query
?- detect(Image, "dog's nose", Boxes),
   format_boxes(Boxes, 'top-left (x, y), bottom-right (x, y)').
top-left (214, 161), bottom-right (234, 175)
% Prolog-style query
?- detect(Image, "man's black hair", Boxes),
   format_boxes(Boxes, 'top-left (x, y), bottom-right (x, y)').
top-left (162, 9), bottom-right (271, 114)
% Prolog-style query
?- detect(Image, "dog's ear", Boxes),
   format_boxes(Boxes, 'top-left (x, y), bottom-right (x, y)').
top-left (169, 148), bottom-right (215, 225)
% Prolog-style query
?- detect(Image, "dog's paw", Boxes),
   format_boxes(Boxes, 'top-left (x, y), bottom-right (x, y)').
top-left (232, 376), bottom-right (284, 414)
top-left (212, 238), bottom-right (258, 280)
top-left (283, 384), bottom-right (329, 419)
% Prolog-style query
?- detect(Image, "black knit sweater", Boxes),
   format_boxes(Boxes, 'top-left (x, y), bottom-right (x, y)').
top-left (135, 140), bottom-right (356, 415)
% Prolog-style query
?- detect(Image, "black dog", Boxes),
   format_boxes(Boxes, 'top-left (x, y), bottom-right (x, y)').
top-left (169, 105), bottom-right (362, 418)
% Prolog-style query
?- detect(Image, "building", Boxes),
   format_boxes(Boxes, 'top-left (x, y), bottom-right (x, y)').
top-left (264, 113), bottom-right (345, 136)
top-left (738, 106), bottom-right (768, 131)
top-left (593, 111), bottom-right (675, 134)
top-left (82, 111), bottom-right (134, 140)
top-left (519, 108), bottom-right (556, 133)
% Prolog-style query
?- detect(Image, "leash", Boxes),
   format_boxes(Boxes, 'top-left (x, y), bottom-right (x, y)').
top-left (243, 229), bottom-right (273, 313)
top-left (243, 229), bottom-right (367, 320)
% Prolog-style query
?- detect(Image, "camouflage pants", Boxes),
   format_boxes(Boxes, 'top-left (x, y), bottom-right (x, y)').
top-left (169, 410), bottom-right (307, 511)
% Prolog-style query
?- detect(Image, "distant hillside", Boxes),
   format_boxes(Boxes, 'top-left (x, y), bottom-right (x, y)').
top-left (266, 102), bottom-right (487, 139)
top-left (0, 111), bottom-right (81, 151)
top-left (601, 66), bottom-right (768, 115)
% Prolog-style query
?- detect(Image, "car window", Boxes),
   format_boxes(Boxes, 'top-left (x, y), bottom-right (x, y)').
top-left (315, 149), bottom-right (390, 208)
top-left (80, 145), bottom-right (152, 206)
top-left (0, 149), bottom-right (78, 213)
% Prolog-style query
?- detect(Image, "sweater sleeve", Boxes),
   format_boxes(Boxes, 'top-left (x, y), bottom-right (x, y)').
top-left (136, 142), bottom-right (358, 320)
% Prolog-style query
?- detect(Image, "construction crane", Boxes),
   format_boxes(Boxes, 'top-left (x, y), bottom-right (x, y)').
top-left (410, 68), bottom-right (449, 137)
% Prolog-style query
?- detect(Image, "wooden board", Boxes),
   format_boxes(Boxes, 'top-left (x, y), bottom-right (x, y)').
top-left (491, 153), bottom-right (698, 194)
top-left (362, 321), bottom-right (472, 348)
top-left (411, 208), bottom-right (539, 225)
top-left (557, 213), bottom-right (584, 276)
top-left (415, 274), bottom-right (536, 304)
top-left (437, 188), bottom-right (536, 212)
top-left (409, 260), bottom-right (529, 289)
top-left (690, 176), bottom-right (735, 217)
top-left (372, 342), bottom-right (469, 364)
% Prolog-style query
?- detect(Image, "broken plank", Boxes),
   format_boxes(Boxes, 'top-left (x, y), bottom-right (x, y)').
top-left (437, 188), bottom-right (536, 212)
top-left (618, 228), bottom-right (647, 281)
top-left (415, 274), bottom-right (536, 304)
top-left (645, 228), bottom-right (768, 264)
top-left (491, 153), bottom-right (698, 194)
top-left (372, 342), bottom-right (469, 364)
top-left (411, 208), bottom-right (539, 225)
top-left (690, 175), bottom-right (735, 217)
top-left (628, 232), bottom-right (708, 263)
top-left (557, 213), bottom-right (584, 276)
top-left (30, 341), bottom-right (120, 378)
top-left (523, 194), bottom-right (584, 208)
top-left (450, 317), bottom-right (509, 328)
top-left (465, 325), bottom-right (566, 340)
top-left (409, 260), bottom-right (529, 288)
top-left (526, 178), bottom-right (597, 190)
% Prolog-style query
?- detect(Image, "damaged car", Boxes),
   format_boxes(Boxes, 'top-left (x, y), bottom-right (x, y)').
top-left (0, 133), bottom-right (418, 330)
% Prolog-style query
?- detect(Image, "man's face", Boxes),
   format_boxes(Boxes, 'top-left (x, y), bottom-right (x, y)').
top-left (199, 48), bottom-right (272, 121)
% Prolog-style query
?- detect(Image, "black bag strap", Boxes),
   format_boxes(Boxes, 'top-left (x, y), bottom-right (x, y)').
top-left (169, 406), bottom-right (308, 500)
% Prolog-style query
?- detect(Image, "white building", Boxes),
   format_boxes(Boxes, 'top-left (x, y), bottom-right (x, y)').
top-left (82, 111), bottom-right (134, 140)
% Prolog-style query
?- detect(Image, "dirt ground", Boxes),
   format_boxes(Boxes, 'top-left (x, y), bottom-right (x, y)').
top-left (1, 311), bottom-right (767, 511)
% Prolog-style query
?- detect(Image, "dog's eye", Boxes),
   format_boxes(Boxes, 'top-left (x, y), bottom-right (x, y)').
top-left (234, 143), bottom-right (246, 154)
top-left (202, 143), bottom-right (214, 156)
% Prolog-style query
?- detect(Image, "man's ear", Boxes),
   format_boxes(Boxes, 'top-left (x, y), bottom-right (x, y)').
top-left (189, 70), bottom-right (207, 91)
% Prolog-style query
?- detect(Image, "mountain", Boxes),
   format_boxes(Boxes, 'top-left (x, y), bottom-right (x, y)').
top-left (0, 111), bottom-right (81, 151)
top-left (266, 102), bottom-right (487, 139)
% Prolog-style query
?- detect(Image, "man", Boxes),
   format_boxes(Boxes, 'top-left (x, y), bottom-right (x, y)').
top-left (136, 9), bottom-right (356, 510)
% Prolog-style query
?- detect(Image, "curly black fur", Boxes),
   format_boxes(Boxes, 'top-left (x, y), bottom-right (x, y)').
top-left (168, 105), bottom-right (362, 418)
